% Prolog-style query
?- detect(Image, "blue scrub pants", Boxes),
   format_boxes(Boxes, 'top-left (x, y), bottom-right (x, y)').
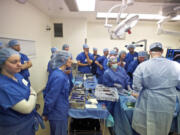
top-left (97, 74), bottom-right (103, 84)
top-left (49, 119), bottom-right (68, 135)
top-left (0, 116), bottom-right (35, 135)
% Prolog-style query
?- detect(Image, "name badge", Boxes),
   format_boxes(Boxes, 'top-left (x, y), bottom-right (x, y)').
top-left (22, 79), bottom-right (28, 86)
top-left (134, 57), bottom-right (137, 60)
top-left (85, 59), bottom-right (87, 62)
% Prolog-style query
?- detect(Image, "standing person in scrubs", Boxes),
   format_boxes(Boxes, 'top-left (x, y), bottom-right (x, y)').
top-left (95, 48), bottom-right (109, 84)
top-left (114, 47), bottom-right (119, 55)
top-left (91, 48), bottom-right (100, 75)
top-left (0, 41), bottom-right (3, 49)
top-left (62, 44), bottom-right (74, 93)
top-left (124, 44), bottom-right (138, 70)
top-left (47, 47), bottom-right (58, 73)
top-left (43, 51), bottom-right (72, 135)
top-left (127, 51), bottom-right (147, 85)
top-left (117, 50), bottom-right (126, 68)
top-left (0, 48), bottom-right (43, 135)
top-left (132, 42), bottom-right (180, 135)
top-left (8, 39), bottom-right (32, 83)
top-left (76, 44), bottom-right (94, 73)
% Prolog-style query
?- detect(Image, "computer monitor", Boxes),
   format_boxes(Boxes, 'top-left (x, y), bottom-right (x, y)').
top-left (166, 49), bottom-right (180, 60)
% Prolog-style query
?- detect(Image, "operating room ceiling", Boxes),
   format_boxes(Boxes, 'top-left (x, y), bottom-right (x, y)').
top-left (29, 0), bottom-right (180, 21)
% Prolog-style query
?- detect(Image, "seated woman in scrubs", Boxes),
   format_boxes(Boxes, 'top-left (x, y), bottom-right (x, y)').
top-left (43, 51), bottom-right (72, 135)
top-left (0, 48), bottom-right (43, 135)
top-left (103, 56), bottom-right (131, 90)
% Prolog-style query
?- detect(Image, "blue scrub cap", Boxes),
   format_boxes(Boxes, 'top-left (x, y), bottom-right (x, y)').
top-left (62, 44), bottom-right (69, 50)
top-left (119, 50), bottom-right (126, 56)
top-left (49, 50), bottom-right (71, 69)
top-left (0, 42), bottom-right (2, 47)
top-left (138, 51), bottom-right (147, 57)
top-left (149, 42), bottom-right (162, 50)
top-left (108, 56), bottom-right (117, 64)
top-left (51, 47), bottom-right (58, 54)
top-left (83, 44), bottom-right (89, 49)
top-left (93, 48), bottom-right (97, 51)
top-left (127, 44), bottom-right (135, 49)
top-left (8, 39), bottom-right (20, 47)
top-left (110, 50), bottom-right (116, 55)
top-left (0, 48), bottom-right (20, 66)
top-left (103, 48), bottom-right (109, 52)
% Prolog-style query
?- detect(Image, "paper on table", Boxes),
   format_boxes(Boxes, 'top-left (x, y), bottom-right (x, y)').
top-left (88, 98), bottom-right (98, 104)
top-left (85, 104), bottom-right (97, 109)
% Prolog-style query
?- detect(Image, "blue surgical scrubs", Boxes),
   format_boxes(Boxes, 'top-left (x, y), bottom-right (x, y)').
top-left (103, 66), bottom-right (130, 89)
top-left (76, 52), bottom-right (94, 73)
top-left (47, 61), bottom-right (53, 74)
top-left (91, 54), bottom-right (100, 75)
top-left (96, 56), bottom-right (108, 84)
top-left (43, 68), bottom-right (70, 135)
top-left (0, 73), bottom-right (43, 135)
top-left (66, 67), bottom-right (74, 93)
top-left (127, 60), bottom-right (139, 85)
top-left (19, 53), bottom-right (30, 83)
top-left (124, 52), bottom-right (138, 70)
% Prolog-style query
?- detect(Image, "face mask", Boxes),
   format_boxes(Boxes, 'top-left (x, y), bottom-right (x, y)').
top-left (111, 63), bottom-right (118, 69)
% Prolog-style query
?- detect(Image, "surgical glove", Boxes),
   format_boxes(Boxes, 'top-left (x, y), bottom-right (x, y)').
top-left (127, 85), bottom-right (133, 92)
top-left (114, 83), bottom-right (122, 89)
top-left (131, 92), bottom-right (139, 98)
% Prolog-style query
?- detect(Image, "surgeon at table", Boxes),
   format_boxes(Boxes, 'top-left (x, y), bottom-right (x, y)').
top-left (103, 56), bottom-right (131, 90)
top-left (95, 48), bottom-right (109, 84)
top-left (43, 51), bottom-right (72, 135)
top-left (76, 44), bottom-right (94, 73)
top-left (125, 44), bottom-right (138, 70)
top-left (132, 42), bottom-right (180, 135)
top-left (0, 48), bottom-right (43, 135)
top-left (127, 51), bottom-right (147, 85)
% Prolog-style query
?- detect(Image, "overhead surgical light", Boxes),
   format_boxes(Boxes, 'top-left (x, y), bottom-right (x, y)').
top-left (157, 6), bottom-right (180, 36)
top-left (111, 14), bottom-right (139, 38)
top-left (104, 0), bottom-right (139, 40)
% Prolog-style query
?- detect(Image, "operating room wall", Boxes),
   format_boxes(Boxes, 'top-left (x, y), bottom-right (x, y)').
top-left (0, 0), bottom-right (52, 91)
top-left (51, 18), bottom-right (87, 61)
top-left (87, 21), bottom-right (180, 56)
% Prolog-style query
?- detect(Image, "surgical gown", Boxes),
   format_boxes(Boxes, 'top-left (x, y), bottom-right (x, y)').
top-left (124, 52), bottom-right (138, 70)
top-left (0, 73), bottom-right (43, 135)
top-left (96, 56), bottom-right (108, 84)
top-left (103, 66), bottom-right (130, 89)
top-left (76, 52), bottom-right (94, 73)
top-left (19, 53), bottom-right (31, 83)
top-left (43, 68), bottom-right (70, 135)
top-left (132, 58), bottom-right (180, 135)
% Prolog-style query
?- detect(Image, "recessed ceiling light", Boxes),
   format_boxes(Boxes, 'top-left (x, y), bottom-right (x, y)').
top-left (75, 0), bottom-right (96, 11)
